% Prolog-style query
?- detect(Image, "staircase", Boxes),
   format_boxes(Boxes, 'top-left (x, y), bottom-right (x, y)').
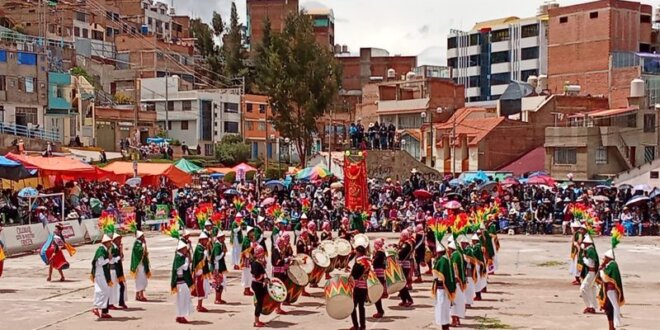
top-left (613, 134), bottom-right (634, 170)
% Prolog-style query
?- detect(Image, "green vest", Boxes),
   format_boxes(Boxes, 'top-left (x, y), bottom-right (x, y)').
top-left (171, 253), bottom-right (193, 292)
top-left (130, 240), bottom-right (150, 277)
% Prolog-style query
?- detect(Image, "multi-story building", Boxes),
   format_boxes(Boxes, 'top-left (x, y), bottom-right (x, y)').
top-left (305, 7), bottom-right (334, 51)
top-left (547, 0), bottom-right (654, 108)
top-left (104, 0), bottom-right (174, 41)
top-left (115, 34), bottom-right (196, 83)
top-left (140, 76), bottom-right (242, 156)
top-left (246, 0), bottom-right (299, 50)
top-left (242, 94), bottom-right (279, 161)
top-left (94, 103), bottom-right (156, 152)
top-left (44, 72), bottom-right (97, 145)
top-left (447, 6), bottom-right (552, 103)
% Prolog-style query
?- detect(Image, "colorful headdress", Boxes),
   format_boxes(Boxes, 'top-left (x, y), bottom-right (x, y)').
top-left (162, 218), bottom-right (181, 239)
top-left (233, 196), bottom-right (245, 212)
top-left (97, 211), bottom-right (116, 235)
top-left (119, 215), bottom-right (137, 234)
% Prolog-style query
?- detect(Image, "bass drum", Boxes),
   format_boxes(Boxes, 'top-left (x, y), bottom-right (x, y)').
top-left (293, 253), bottom-right (315, 274)
top-left (324, 275), bottom-right (354, 320)
top-left (385, 255), bottom-right (406, 294)
top-left (285, 263), bottom-right (309, 304)
top-left (365, 271), bottom-right (384, 306)
top-left (309, 248), bottom-right (331, 285)
top-left (334, 238), bottom-right (352, 269)
top-left (320, 240), bottom-right (338, 269)
top-left (257, 278), bottom-right (287, 315)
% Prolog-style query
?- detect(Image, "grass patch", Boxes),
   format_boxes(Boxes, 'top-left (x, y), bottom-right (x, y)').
top-left (475, 316), bottom-right (512, 329)
top-left (536, 260), bottom-right (563, 267)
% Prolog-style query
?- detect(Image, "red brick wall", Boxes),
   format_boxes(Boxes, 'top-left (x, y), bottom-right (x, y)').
top-left (248, 0), bottom-right (299, 50)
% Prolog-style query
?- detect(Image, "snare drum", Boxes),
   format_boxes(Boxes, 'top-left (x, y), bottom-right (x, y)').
top-left (320, 240), bottom-right (338, 268)
top-left (285, 263), bottom-right (309, 303)
top-left (334, 238), bottom-right (352, 269)
top-left (365, 271), bottom-right (384, 305)
top-left (324, 275), bottom-right (354, 320)
top-left (293, 253), bottom-right (315, 274)
top-left (385, 255), bottom-right (406, 294)
top-left (257, 278), bottom-right (287, 315)
top-left (310, 248), bottom-right (331, 285)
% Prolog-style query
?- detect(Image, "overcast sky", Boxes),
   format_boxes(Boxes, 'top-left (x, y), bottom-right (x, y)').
top-left (172, 0), bottom-right (610, 65)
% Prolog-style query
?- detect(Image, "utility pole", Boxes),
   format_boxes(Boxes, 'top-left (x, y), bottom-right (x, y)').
top-left (451, 113), bottom-right (457, 178)
top-left (164, 69), bottom-right (169, 136)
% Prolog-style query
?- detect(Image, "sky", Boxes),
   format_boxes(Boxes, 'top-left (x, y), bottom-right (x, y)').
top-left (172, 0), bottom-right (597, 65)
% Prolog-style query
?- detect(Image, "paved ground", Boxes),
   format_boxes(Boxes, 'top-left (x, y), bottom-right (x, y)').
top-left (1, 232), bottom-right (659, 330)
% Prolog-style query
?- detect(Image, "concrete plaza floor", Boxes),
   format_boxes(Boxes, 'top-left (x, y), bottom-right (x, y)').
top-left (1, 232), bottom-right (658, 330)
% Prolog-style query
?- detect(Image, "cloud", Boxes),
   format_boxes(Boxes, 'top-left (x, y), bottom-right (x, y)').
top-left (417, 46), bottom-right (444, 66)
top-left (418, 25), bottom-right (430, 35)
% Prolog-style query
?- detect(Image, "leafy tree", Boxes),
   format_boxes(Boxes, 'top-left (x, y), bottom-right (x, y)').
top-left (255, 11), bottom-right (341, 167)
top-left (212, 11), bottom-right (225, 36)
top-left (215, 135), bottom-right (250, 166)
top-left (223, 2), bottom-right (246, 80)
top-left (190, 18), bottom-right (216, 57)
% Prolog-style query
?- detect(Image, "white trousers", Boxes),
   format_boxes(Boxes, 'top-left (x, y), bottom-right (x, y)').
top-left (450, 286), bottom-right (466, 318)
top-left (109, 270), bottom-right (126, 306)
top-left (434, 289), bottom-right (451, 326)
top-left (241, 267), bottom-right (252, 288)
top-left (93, 274), bottom-right (111, 309)
top-left (475, 264), bottom-right (487, 292)
top-left (568, 256), bottom-right (579, 277)
top-left (580, 271), bottom-right (597, 309)
top-left (465, 277), bottom-right (475, 305)
top-left (135, 263), bottom-right (148, 292)
top-left (607, 290), bottom-right (622, 328)
top-left (231, 238), bottom-right (241, 267)
top-left (176, 282), bottom-right (193, 317)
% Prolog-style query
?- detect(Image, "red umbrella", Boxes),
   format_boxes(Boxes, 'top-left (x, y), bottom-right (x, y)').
top-left (501, 177), bottom-right (520, 186)
top-left (444, 200), bottom-right (461, 209)
top-left (413, 189), bottom-right (433, 199)
top-left (527, 175), bottom-right (556, 186)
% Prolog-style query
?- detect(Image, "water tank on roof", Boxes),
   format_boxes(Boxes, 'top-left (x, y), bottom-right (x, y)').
top-left (140, 24), bottom-right (149, 35)
top-left (406, 71), bottom-right (416, 80)
top-left (527, 75), bottom-right (538, 88)
top-left (537, 75), bottom-right (548, 91)
top-left (631, 78), bottom-right (645, 98)
top-left (387, 68), bottom-right (396, 79)
top-left (334, 44), bottom-right (342, 54)
top-left (564, 84), bottom-right (581, 95)
top-left (342, 45), bottom-right (348, 53)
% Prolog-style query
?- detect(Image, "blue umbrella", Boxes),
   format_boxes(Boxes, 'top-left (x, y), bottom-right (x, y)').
top-left (0, 155), bottom-right (33, 181)
top-left (649, 188), bottom-right (660, 199)
top-left (265, 180), bottom-right (285, 189)
top-left (18, 187), bottom-right (39, 197)
top-left (223, 188), bottom-right (239, 196)
top-left (210, 173), bottom-right (225, 179)
top-left (448, 178), bottom-right (461, 187)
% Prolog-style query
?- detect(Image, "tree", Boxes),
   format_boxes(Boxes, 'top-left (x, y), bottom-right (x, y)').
top-left (255, 11), bottom-right (341, 167)
top-left (190, 18), bottom-right (216, 57)
top-left (215, 135), bottom-right (250, 166)
top-left (212, 11), bottom-right (225, 36)
top-left (223, 2), bottom-right (246, 80)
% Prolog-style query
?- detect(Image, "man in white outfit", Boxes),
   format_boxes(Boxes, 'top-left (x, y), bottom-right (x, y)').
top-left (92, 234), bottom-right (114, 319)
top-left (172, 240), bottom-right (194, 324)
top-left (580, 235), bottom-right (599, 314)
top-left (433, 243), bottom-right (454, 330)
top-left (230, 213), bottom-right (244, 270)
top-left (448, 239), bottom-right (466, 327)
top-left (131, 230), bottom-right (150, 302)
top-left (599, 249), bottom-right (624, 330)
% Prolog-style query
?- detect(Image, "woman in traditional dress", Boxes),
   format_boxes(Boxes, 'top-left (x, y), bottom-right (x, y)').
top-left (251, 245), bottom-right (269, 328)
top-left (45, 223), bottom-right (69, 282)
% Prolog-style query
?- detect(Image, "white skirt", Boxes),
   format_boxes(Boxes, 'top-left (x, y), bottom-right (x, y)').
top-left (176, 282), bottom-right (194, 317)
top-left (607, 290), bottom-right (622, 328)
top-left (568, 256), bottom-right (579, 277)
top-left (475, 264), bottom-right (487, 292)
top-left (241, 267), bottom-right (252, 288)
top-left (110, 269), bottom-right (120, 306)
top-left (135, 263), bottom-right (149, 292)
top-left (434, 289), bottom-right (451, 326)
top-left (450, 286), bottom-right (466, 318)
top-left (465, 277), bottom-right (475, 305)
top-left (231, 240), bottom-right (241, 267)
top-left (93, 274), bottom-right (112, 309)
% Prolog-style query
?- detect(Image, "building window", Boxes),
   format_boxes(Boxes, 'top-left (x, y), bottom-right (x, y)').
top-left (224, 121), bottom-right (239, 133)
top-left (259, 104), bottom-right (266, 113)
top-left (596, 147), bottom-right (608, 164)
top-left (16, 107), bottom-right (38, 125)
top-left (521, 69), bottom-right (538, 82)
top-left (468, 76), bottom-right (481, 88)
top-left (651, 171), bottom-right (659, 179)
top-left (182, 100), bottom-right (192, 111)
top-left (590, 12), bottom-right (599, 19)
top-left (469, 54), bottom-right (480, 67)
top-left (181, 120), bottom-right (189, 130)
top-left (626, 114), bottom-right (637, 128)
top-left (0, 75), bottom-right (5, 91)
top-left (246, 121), bottom-right (254, 130)
top-left (447, 57), bottom-right (457, 69)
top-left (641, 15), bottom-right (652, 23)
top-left (313, 18), bottom-right (330, 27)
top-left (469, 34), bottom-right (480, 46)
top-left (521, 24), bottom-right (539, 38)
top-left (490, 72), bottom-right (510, 86)
top-left (167, 101), bottom-right (174, 111)
top-left (644, 114), bottom-right (655, 132)
top-left (246, 103), bottom-right (253, 112)
top-left (491, 51), bottom-right (509, 64)
top-left (82, 28), bottom-right (89, 39)
top-left (224, 102), bottom-right (239, 113)
top-left (554, 148), bottom-right (577, 165)
top-left (447, 37), bottom-right (457, 49)
top-left (559, 17), bottom-right (568, 24)
top-left (491, 29), bottom-right (510, 42)
top-left (645, 146), bottom-right (656, 163)
top-left (257, 122), bottom-right (266, 130)
top-left (74, 27), bottom-right (81, 37)
top-left (167, 121), bottom-right (172, 130)
top-left (75, 11), bottom-right (86, 22)
top-left (521, 47), bottom-right (539, 60)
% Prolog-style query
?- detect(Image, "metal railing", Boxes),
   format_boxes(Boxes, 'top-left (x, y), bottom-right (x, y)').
top-left (0, 122), bottom-right (60, 142)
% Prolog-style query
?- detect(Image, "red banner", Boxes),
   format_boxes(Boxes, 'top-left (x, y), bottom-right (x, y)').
top-left (344, 155), bottom-right (368, 212)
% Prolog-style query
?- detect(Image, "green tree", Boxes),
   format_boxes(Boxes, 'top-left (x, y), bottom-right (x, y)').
top-left (212, 11), bottom-right (225, 36)
top-left (255, 11), bottom-right (341, 167)
top-left (223, 2), bottom-right (246, 80)
top-left (215, 135), bottom-right (250, 166)
top-left (190, 18), bottom-right (216, 57)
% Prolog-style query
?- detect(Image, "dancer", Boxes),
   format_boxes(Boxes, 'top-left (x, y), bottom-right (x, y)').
top-left (449, 239), bottom-right (466, 327)
top-left (91, 234), bottom-right (114, 319)
top-left (397, 229), bottom-right (414, 307)
top-left (231, 213), bottom-right (244, 270)
top-left (320, 221), bottom-right (333, 241)
top-left (251, 245), bottom-right (269, 328)
top-left (371, 238), bottom-right (387, 319)
top-left (461, 237), bottom-right (475, 308)
top-left (211, 231), bottom-right (228, 304)
top-left (130, 230), bottom-right (150, 302)
top-left (109, 233), bottom-right (128, 309)
top-left (307, 221), bottom-right (319, 248)
top-left (598, 249), bottom-right (624, 330)
top-left (580, 235), bottom-right (599, 314)
top-left (192, 232), bottom-right (211, 312)
top-left (271, 237), bottom-right (289, 314)
top-left (349, 245), bottom-right (370, 330)
top-left (470, 233), bottom-right (487, 301)
top-left (241, 227), bottom-right (256, 296)
top-left (569, 223), bottom-right (586, 285)
top-left (413, 224), bottom-right (426, 283)
top-left (45, 223), bottom-right (70, 282)
top-left (433, 243), bottom-right (456, 330)
top-left (486, 215), bottom-right (500, 274)
top-left (171, 241), bottom-right (194, 324)
top-left (271, 218), bottom-right (286, 251)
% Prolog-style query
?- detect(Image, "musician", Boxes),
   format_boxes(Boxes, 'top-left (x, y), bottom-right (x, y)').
top-left (192, 232), bottom-right (211, 312)
top-left (338, 217), bottom-right (353, 241)
top-left (211, 231), bottom-right (228, 305)
top-left (271, 218), bottom-right (286, 251)
top-left (109, 233), bottom-right (127, 310)
top-left (294, 213), bottom-right (309, 239)
top-left (350, 245), bottom-right (370, 330)
top-left (172, 241), bottom-right (193, 324)
top-left (251, 245), bottom-right (269, 328)
top-left (307, 221), bottom-right (319, 248)
top-left (241, 227), bottom-right (257, 296)
top-left (449, 239), bottom-right (466, 327)
top-left (371, 238), bottom-right (387, 319)
top-left (271, 237), bottom-right (289, 314)
top-left (254, 216), bottom-right (268, 253)
top-left (413, 224), bottom-right (426, 283)
top-left (296, 231), bottom-right (311, 254)
top-left (397, 229), bottom-right (414, 307)
top-left (320, 221), bottom-right (333, 241)
top-left (597, 249), bottom-right (624, 330)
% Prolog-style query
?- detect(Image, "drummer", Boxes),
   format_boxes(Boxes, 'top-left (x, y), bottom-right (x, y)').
top-left (372, 238), bottom-right (387, 319)
top-left (294, 213), bottom-right (309, 240)
top-left (251, 245), bottom-right (269, 328)
top-left (241, 227), bottom-right (257, 296)
top-left (349, 245), bottom-right (370, 330)
top-left (307, 221), bottom-right (319, 248)
top-left (320, 221), bottom-right (333, 241)
top-left (296, 231), bottom-right (313, 294)
top-left (271, 237), bottom-right (289, 314)
top-left (271, 218), bottom-right (286, 252)
top-left (338, 217), bottom-right (353, 241)
top-left (397, 229), bottom-right (415, 307)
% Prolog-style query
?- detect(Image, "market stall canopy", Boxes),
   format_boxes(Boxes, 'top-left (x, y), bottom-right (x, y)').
top-left (174, 158), bottom-right (202, 174)
top-left (103, 161), bottom-right (192, 187)
top-left (232, 163), bottom-right (258, 173)
top-left (0, 155), bottom-right (34, 181)
top-left (5, 153), bottom-right (122, 181)
top-left (207, 167), bottom-right (234, 174)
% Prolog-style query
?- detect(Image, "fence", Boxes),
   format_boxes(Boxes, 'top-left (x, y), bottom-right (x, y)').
top-left (0, 122), bottom-right (60, 142)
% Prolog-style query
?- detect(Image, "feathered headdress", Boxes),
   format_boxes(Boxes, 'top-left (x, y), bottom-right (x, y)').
top-left (98, 211), bottom-right (116, 235)
top-left (195, 203), bottom-right (213, 229)
top-left (267, 203), bottom-right (283, 219)
top-left (211, 211), bottom-right (224, 230)
top-left (162, 218), bottom-right (181, 239)
top-left (119, 214), bottom-right (137, 234)
top-left (233, 196), bottom-right (245, 212)
top-left (611, 223), bottom-right (624, 249)
top-left (300, 198), bottom-right (311, 214)
top-left (451, 212), bottom-right (469, 239)
top-left (428, 217), bottom-right (450, 245)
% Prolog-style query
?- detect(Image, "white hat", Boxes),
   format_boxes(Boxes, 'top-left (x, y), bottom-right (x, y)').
top-left (583, 235), bottom-right (593, 244)
top-left (301, 213), bottom-right (308, 220)
top-left (471, 234), bottom-right (479, 241)
top-left (246, 226), bottom-right (254, 233)
top-left (479, 223), bottom-right (486, 230)
top-left (436, 244), bottom-right (445, 252)
top-left (411, 168), bottom-right (418, 174)
top-left (579, 224), bottom-right (587, 229)
top-left (447, 241), bottom-right (457, 250)
top-left (177, 241), bottom-right (188, 250)
top-left (136, 231), bottom-right (144, 239)
top-left (257, 216), bottom-right (265, 223)
top-left (235, 213), bottom-right (243, 218)
top-left (204, 220), bottom-right (212, 227)
top-left (570, 222), bottom-right (580, 228)
top-left (604, 249), bottom-right (614, 259)
top-left (216, 231), bottom-right (225, 238)
top-left (112, 232), bottom-right (121, 240)
top-left (102, 234), bottom-right (112, 243)
top-left (199, 232), bottom-right (209, 239)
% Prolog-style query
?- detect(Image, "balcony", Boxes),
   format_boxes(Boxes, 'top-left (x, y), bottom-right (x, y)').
top-left (96, 106), bottom-right (156, 122)
top-left (377, 98), bottom-right (430, 115)
top-left (544, 127), bottom-right (595, 147)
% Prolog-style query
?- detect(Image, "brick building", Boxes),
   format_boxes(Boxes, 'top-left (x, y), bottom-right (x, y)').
top-left (242, 94), bottom-right (279, 161)
top-left (547, 0), bottom-right (654, 108)
top-left (246, 0), bottom-right (299, 51)
top-left (306, 7), bottom-right (334, 51)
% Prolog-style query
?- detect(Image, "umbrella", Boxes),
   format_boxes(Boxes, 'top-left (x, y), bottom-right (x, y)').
top-left (0, 155), bottom-right (33, 181)
top-left (413, 189), bottom-right (432, 199)
top-left (18, 187), bottom-right (39, 197)
top-left (527, 175), bottom-right (556, 186)
top-left (649, 189), bottom-right (660, 199)
top-left (264, 180), bottom-right (285, 189)
top-left (223, 189), bottom-right (239, 196)
top-left (174, 158), bottom-right (202, 174)
top-left (501, 177), bottom-right (520, 186)
top-left (633, 184), bottom-right (652, 192)
top-left (460, 171), bottom-right (489, 184)
top-left (296, 165), bottom-right (332, 181)
top-left (596, 185), bottom-right (611, 189)
top-left (446, 192), bottom-right (462, 200)
top-left (617, 184), bottom-right (633, 190)
top-left (625, 195), bottom-right (650, 206)
top-left (444, 200), bottom-right (461, 209)
top-left (591, 195), bottom-right (610, 202)
top-left (448, 179), bottom-right (461, 187)
top-left (477, 181), bottom-right (497, 192)
top-left (260, 197), bottom-right (275, 207)
top-left (126, 177), bottom-right (142, 187)
top-left (330, 182), bottom-right (343, 189)
top-left (210, 173), bottom-right (225, 179)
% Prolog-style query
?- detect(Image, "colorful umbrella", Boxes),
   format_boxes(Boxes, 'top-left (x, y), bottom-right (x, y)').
top-left (444, 200), bottom-right (461, 210)
top-left (18, 187), bottom-right (39, 198)
top-left (296, 165), bottom-right (332, 181)
top-left (260, 197), bottom-right (275, 207)
top-left (500, 177), bottom-right (520, 186)
top-left (527, 175), bottom-right (556, 186)
top-left (413, 189), bottom-right (432, 199)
